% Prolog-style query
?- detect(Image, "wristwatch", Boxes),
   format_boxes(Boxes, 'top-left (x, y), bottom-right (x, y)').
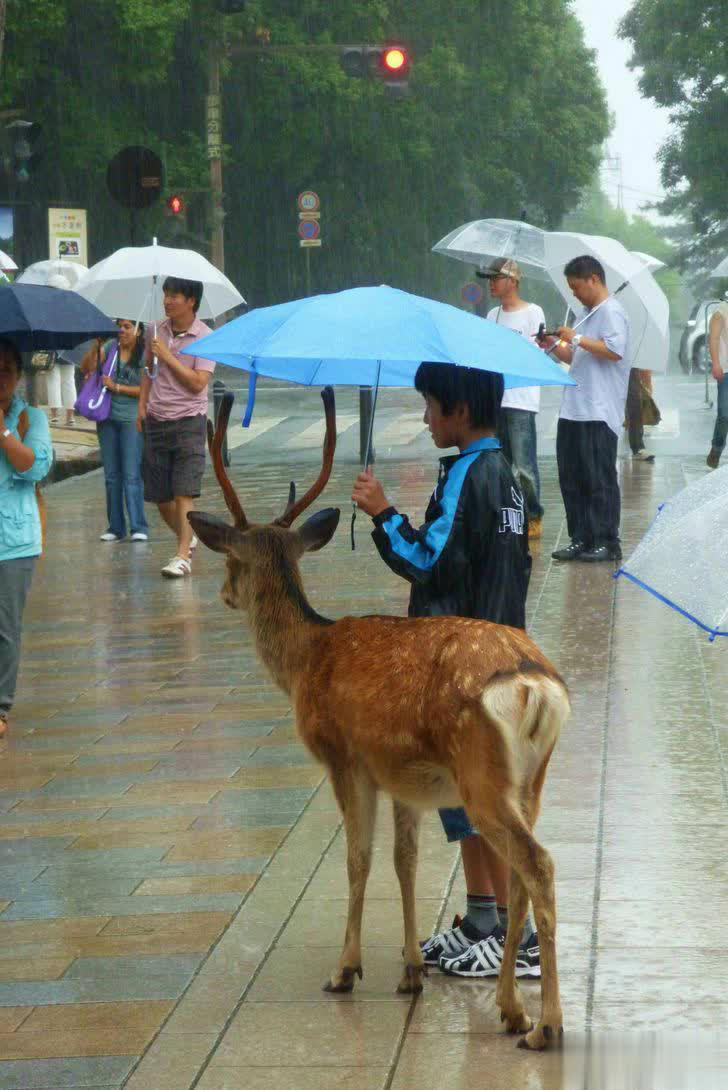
top-left (1, 428), bottom-right (10, 440)
top-left (571, 334), bottom-right (583, 349)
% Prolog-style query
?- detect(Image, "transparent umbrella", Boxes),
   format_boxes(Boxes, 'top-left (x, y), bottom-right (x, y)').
top-left (17, 258), bottom-right (88, 287)
top-left (616, 466), bottom-right (728, 640)
top-left (432, 218), bottom-right (550, 279)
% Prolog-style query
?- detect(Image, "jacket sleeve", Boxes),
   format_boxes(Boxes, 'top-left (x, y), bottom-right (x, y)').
top-left (14, 408), bottom-right (53, 483)
top-left (370, 456), bottom-right (480, 586)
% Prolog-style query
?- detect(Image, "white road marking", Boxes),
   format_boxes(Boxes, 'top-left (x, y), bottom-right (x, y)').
top-left (226, 417), bottom-right (286, 449)
top-left (375, 413), bottom-right (427, 447)
top-left (283, 415), bottom-right (358, 448)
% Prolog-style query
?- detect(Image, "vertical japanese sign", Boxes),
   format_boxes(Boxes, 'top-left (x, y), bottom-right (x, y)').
top-left (48, 208), bottom-right (87, 265)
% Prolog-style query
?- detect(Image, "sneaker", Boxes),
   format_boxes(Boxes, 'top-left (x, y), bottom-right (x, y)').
top-left (420, 914), bottom-right (483, 967)
top-left (551, 540), bottom-right (585, 561)
top-left (528, 517), bottom-right (542, 540)
top-left (707, 447), bottom-right (721, 470)
top-left (439, 926), bottom-right (541, 979)
top-left (161, 555), bottom-right (191, 578)
top-left (99, 531), bottom-right (122, 542)
top-left (190, 534), bottom-right (199, 551)
top-left (632, 449), bottom-right (655, 462)
top-left (578, 543), bottom-right (622, 563)
top-left (0, 714), bottom-right (7, 740)
top-left (130, 532), bottom-right (148, 542)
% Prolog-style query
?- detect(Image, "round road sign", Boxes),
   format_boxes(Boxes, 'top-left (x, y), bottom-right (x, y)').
top-left (107, 146), bottom-right (164, 210)
top-left (462, 281), bottom-right (483, 306)
top-left (297, 190), bottom-right (320, 213)
top-left (298, 218), bottom-right (321, 241)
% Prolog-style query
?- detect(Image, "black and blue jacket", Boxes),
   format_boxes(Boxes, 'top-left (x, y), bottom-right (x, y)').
top-left (371, 438), bottom-right (530, 628)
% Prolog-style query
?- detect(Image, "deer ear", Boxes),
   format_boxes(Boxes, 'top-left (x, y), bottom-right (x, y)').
top-left (187, 512), bottom-right (245, 555)
top-left (296, 507), bottom-right (340, 553)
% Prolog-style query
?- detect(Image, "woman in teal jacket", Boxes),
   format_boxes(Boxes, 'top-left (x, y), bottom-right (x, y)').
top-left (0, 339), bottom-right (53, 738)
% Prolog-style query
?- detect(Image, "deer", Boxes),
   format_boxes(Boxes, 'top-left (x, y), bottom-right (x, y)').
top-left (188, 387), bottom-right (570, 1052)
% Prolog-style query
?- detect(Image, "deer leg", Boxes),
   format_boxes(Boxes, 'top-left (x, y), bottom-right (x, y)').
top-left (495, 857), bottom-right (532, 1032)
top-left (323, 765), bottom-right (377, 994)
top-left (392, 799), bottom-right (425, 995)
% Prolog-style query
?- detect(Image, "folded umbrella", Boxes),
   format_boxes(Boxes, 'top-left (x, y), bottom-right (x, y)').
top-left (616, 466), bottom-right (728, 640)
top-left (0, 283), bottom-right (117, 350)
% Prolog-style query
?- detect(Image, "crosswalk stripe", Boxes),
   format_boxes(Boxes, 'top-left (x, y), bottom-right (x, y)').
top-left (375, 412), bottom-right (427, 447)
top-left (226, 416), bottom-right (286, 450)
top-left (282, 414), bottom-right (359, 448)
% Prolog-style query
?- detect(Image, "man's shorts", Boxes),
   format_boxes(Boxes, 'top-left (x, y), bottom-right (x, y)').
top-left (142, 414), bottom-right (207, 504)
top-left (439, 806), bottom-right (476, 842)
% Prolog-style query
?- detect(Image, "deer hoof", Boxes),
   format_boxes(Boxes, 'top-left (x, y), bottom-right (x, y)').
top-left (517, 1022), bottom-right (564, 1051)
top-left (323, 966), bottom-right (363, 993)
top-left (500, 1008), bottom-right (533, 1035)
top-left (396, 963), bottom-right (426, 995)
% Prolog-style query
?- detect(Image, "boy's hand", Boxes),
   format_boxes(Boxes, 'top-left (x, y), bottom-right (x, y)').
top-left (352, 470), bottom-right (390, 517)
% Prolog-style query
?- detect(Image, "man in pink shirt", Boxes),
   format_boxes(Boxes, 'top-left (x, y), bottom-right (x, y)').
top-left (138, 277), bottom-right (215, 578)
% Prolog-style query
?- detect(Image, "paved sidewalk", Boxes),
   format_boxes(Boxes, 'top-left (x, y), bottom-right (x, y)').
top-left (0, 432), bottom-right (727, 1088)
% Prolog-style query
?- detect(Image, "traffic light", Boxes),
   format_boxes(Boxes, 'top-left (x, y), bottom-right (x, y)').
top-left (339, 44), bottom-right (411, 93)
top-left (166, 194), bottom-right (185, 215)
top-left (7, 120), bottom-right (42, 184)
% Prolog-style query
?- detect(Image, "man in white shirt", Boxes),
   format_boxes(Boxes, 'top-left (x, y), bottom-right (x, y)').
top-left (478, 258), bottom-right (545, 539)
top-left (539, 255), bottom-right (631, 563)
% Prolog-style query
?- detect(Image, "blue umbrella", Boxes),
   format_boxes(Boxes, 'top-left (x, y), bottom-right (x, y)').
top-left (0, 283), bottom-right (117, 350)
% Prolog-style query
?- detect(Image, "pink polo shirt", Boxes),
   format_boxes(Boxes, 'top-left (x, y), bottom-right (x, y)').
top-left (146, 317), bottom-right (216, 421)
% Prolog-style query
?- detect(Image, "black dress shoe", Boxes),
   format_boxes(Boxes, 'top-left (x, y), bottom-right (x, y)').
top-left (551, 541), bottom-right (586, 561)
top-left (578, 544), bottom-right (622, 563)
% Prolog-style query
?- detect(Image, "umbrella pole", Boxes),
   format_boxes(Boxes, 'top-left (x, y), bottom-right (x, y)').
top-left (351, 361), bottom-right (381, 551)
top-left (544, 283), bottom-right (628, 360)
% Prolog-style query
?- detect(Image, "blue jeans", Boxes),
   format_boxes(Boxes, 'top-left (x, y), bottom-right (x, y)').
top-left (439, 806), bottom-right (476, 842)
top-left (711, 375), bottom-right (728, 452)
top-left (498, 408), bottom-right (544, 520)
top-left (97, 419), bottom-right (148, 538)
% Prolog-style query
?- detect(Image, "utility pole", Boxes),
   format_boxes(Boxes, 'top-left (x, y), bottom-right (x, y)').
top-left (0, 2), bottom-right (6, 79)
top-left (207, 17), bottom-right (225, 272)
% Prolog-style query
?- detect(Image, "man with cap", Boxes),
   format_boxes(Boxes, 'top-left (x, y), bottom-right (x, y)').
top-left (478, 258), bottom-right (545, 539)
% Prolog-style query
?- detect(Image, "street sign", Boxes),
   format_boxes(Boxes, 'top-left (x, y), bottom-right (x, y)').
top-left (300, 239), bottom-right (322, 248)
top-left (48, 208), bottom-right (87, 265)
top-left (298, 211), bottom-right (321, 220)
top-left (297, 190), bottom-right (320, 213)
top-left (106, 146), bottom-right (164, 210)
top-left (298, 218), bottom-right (321, 241)
top-left (462, 281), bottom-right (483, 306)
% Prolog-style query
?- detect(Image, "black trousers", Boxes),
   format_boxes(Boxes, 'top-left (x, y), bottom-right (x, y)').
top-left (556, 419), bottom-right (620, 548)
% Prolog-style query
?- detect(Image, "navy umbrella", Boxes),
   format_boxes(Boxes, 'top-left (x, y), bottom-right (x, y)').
top-left (0, 283), bottom-right (117, 350)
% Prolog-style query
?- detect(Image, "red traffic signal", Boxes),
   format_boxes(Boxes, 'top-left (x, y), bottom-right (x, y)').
top-left (166, 194), bottom-right (185, 215)
top-left (381, 47), bottom-right (408, 75)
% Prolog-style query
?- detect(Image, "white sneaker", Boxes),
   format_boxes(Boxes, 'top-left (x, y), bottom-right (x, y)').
top-left (190, 534), bottom-right (199, 550)
top-left (633, 449), bottom-right (655, 462)
top-left (100, 532), bottom-right (121, 542)
top-left (130, 532), bottom-right (148, 541)
top-left (161, 555), bottom-right (191, 578)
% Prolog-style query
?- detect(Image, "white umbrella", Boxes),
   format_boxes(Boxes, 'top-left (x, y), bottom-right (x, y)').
top-left (17, 258), bottom-right (89, 288)
top-left (616, 465), bottom-right (728, 640)
top-left (631, 250), bottom-right (667, 274)
top-left (432, 218), bottom-right (551, 279)
top-left (544, 232), bottom-right (670, 373)
top-left (708, 256), bottom-right (728, 280)
top-left (0, 249), bottom-right (17, 273)
top-left (74, 239), bottom-right (245, 323)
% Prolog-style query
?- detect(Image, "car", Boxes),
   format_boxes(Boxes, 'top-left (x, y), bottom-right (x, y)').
top-left (679, 299), bottom-right (725, 374)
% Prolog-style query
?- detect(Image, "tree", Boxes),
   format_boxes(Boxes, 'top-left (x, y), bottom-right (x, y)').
top-left (619, 0), bottom-right (728, 283)
top-left (1, 0), bottom-right (610, 307)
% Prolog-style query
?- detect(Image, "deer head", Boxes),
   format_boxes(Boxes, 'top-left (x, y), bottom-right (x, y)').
top-left (187, 387), bottom-right (340, 613)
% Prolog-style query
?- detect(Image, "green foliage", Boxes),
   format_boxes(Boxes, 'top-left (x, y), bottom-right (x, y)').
top-left (619, 1), bottom-right (728, 282)
top-left (3, 0), bottom-right (609, 306)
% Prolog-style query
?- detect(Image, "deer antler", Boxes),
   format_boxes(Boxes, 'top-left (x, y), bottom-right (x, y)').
top-left (274, 386), bottom-right (337, 528)
top-left (208, 391), bottom-right (249, 530)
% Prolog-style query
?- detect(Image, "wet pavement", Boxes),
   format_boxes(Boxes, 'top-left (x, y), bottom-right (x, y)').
top-left (1, 371), bottom-right (727, 1089)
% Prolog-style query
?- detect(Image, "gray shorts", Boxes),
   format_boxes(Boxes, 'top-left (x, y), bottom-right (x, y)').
top-left (142, 414), bottom-right (207, 503)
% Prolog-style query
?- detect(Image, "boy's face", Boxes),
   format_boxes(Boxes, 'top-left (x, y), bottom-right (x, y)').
top-left (423, 394), bottom-right (464, 449)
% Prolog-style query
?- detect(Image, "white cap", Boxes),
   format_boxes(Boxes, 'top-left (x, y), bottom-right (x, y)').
top-left (46, 273), bottom-right (71, 291)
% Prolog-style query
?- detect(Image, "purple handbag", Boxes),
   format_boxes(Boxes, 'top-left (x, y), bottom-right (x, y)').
top-left (74, 343), bottom-right (117, 422)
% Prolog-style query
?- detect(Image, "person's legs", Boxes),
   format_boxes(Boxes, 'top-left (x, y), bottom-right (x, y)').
top-left (174, 496), bottom-right (196, 558)
top-left (555, 419), bottom-right (589, 548)
top-left (97, 420), bottom-right (126, 538)
top-left (118, 421), bottom-right (148, 536)
top-left (0, 556), bottom-right (36, 726)
top-left (709, 375), bottom-right (728, 465)
top-left (626, 368), bottom-right (644, 455)
top-left (167, 415), bottom-right (206, 561)
top-left (583, 422), bottom-right (620, 555)
top-left (46, 364), bottom-right (61, 424)
top-left (504, 409), bottom-right (543, 521)
top-left (59, 364), bottom-right (76, 424)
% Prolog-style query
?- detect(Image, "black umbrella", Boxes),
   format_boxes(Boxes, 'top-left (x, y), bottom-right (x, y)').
top-left (0, 283), bottom-right (117, 350)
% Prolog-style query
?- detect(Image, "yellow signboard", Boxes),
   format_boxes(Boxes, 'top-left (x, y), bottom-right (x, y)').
top-left (48, 208), bottom-right (87, 265)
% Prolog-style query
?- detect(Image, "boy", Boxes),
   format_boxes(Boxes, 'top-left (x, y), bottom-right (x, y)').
top-left (351, 362), bottom-right (540, 980)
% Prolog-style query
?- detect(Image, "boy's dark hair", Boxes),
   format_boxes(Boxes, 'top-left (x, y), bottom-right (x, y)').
top-left (0, 338), bottom-right (22, 372)
top-left (415, 362), bottom-right (503, 429)
top-left (162, 277), bottom-right (203, 313)
top-left (563, 255), bottom-right (606, 284)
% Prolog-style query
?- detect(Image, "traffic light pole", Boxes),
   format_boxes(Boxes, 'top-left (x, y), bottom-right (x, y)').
top-left (207, 23), bottom-right (225, 273)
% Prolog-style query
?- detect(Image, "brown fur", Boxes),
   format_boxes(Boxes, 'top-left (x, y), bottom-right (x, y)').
top-left (189, 389), bottom-right (570, 1051)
